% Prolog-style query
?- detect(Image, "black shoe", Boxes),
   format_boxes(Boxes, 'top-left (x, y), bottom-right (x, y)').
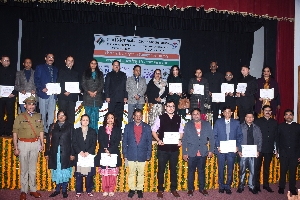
top-left (62, 192), bottom-right (68, 198)
top-left (278, 188), bottom-right (284, 194)
top-left (237, 188), bottom-right (244, 193)
top-left (256, 186), bottom-right (261, 192)
top-left (137, 190), bottom-right (143, 198)
top-left (290, 190), bottom-right (298, 195)
top-left (219, 189), bottom-right (224, 193)
top-left (263, 186), bottom-right (274, 193)
top-left (249, 188), bottom-right (258, 194)
top-left (49, 191), bottom-right (60, 197)
top-left (128, 190), bottom-right (135, 198)
top-left (225, 189), bottom-right (232, 194)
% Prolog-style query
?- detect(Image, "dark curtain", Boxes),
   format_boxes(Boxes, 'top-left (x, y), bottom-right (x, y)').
top-left (263, 20), bottom-right (277, 76)
top-left (276, 21), bottom-right (294, 123)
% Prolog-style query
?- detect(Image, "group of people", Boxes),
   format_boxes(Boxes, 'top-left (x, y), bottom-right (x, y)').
top-left (1, 54), bottom-right (299, 199)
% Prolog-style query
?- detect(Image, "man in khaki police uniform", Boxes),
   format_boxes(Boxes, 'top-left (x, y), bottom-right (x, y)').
top-left (13, 96), bottom-right (44, 200)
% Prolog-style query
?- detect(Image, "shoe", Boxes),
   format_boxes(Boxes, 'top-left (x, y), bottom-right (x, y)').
top-left (171, 190), bottom-right (180, 197)
top-left (187, 190), bottom-right (193, 196)
top-left (225, 189), bottom-right (232, 194)
top-left (263, 186), bottom-right (274, 193)
top-left (137, 190), bottom-right (143, 198)
top-left (108, 192), bottom-right (114, 197)
top-left (62, 192), bottom-right (68, 198)
top-left (278, 188), bottom-right (284, 194)
top-left (128, 190), bottom-right (135, 198)
top-left (29, 192), bottom-right (41, 198)
top-left (87, 193), bottom-right (94, 197)
top-left (199, 190), bottom-right (208, 196)
top-left (218, 189), bottom-right (224, 193)
top-left (290, 190), bottom-right (298, 195)
top-left (20, 192), bottom-right (26, 200)
top-left (75, 193), bottom-right (81, 197)
top-left (157, 191), bottom-right (163, 199)
top-left (103, 192), bottom-right (108, 197)
top-left (237, 188), bottom-right (244, 193)
top-left (49, 191), bottom-right (60, 197)
top-left (256, 186), bottom-right (261, 192)
top-left (249, 188), bottom-right (258, 194)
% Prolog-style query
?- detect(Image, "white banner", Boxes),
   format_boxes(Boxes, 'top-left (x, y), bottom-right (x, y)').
top-left (94, 34), bottom-right (181, 82)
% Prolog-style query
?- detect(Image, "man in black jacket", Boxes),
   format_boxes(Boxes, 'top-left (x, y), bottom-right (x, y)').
top-left (57, 56), bottom-right (80, 125)
top-left (0, 55), bottom-right (17, 136)
top-left (105, 60), bottom-right (128, 126)
top-left (254, 105), bottom-right (277, 192)
top-left (277, 109), bottom-right (300, 196)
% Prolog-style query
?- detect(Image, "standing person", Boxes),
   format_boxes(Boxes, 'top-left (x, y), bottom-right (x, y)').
top-left (255, 66), bottom-right (279, 118)
top-left (167, 65), bottom-right (187, 116)
top-left (81, 59), bottom-right (104, 131)
top-left (34, 53), bottom-right (58, 134)
top-left (188, 68), bottom-right (210, 116)
top-left (277, 109), bottom-right (300, 195)
top-left (126, 65), bottom-right (147, 122)
top-left (151, 100), bottom-right (184, 198)
top-left (237, 113), bottom-right (262, 194)
top-left (145, 69), bottom-right (167, 127)
top-left (72, 114), bottom-right (97, 197)
top-left (105, 60), bottom-right (128, 126)
top-left (236, 65), bottom-right (257, 123)
top-left (0, 55), bottom-right (17, 136)
top-left (123, 109), bottom-right (152, 198)
top-left (254, 105), bottom-right (277, 192)
top-left (96, 112), bottom-right (122, 197)
top-left (12, 96), bottom-right (44, 200)
top-left (57, 56), bottom-right (80, 125)
top-left (15, 58), bottom-right (36, 113)
top-left (44, 110), bottom-right (74, 198)
top-left (182, 108), bottom-right (215, 196)
top-left (203, 61), bottom-right (223, 123)
top-left (220, 71), bottom-right (237, 112)
top-left (214, 106), bottom-right (243, 194)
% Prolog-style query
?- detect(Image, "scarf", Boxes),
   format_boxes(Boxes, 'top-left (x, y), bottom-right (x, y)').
top-left (153, 78), bottom-right (167, 103)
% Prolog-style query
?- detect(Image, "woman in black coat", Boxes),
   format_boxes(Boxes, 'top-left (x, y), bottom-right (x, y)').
top-left (44, 110), bottom-right (74, 198)
top-left (95, 112), bottom-right (122, 197)
top-left (72, 114), bottom-right (97, 197)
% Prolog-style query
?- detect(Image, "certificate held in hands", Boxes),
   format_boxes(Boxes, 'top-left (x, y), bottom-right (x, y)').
top-left (46, 83), bottom-right (61, 95)
top-left (169, 83), bottom-right (182, 94)
top-left (220, 140), bottom-right (236, 153)
top-left (241, 145), bottom-right (257, 157)
top-left (163, 132), bottom-right (180, 144)
top-left (212, 93), bottom-right (225, 102)
top-left (193, 84), bottom-right (204, 95)
top-left (65, 82), bottom-right (80, 93)
top-left (0, 85), bottom-right (14, 97)
top-left (260, 89), bottom-right (274, 99)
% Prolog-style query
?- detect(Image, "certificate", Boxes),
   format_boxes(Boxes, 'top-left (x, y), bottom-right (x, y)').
top-left (260, 89), bottom-right (274, 99)
top-left (77, 154), bottom-right (95, 167)
top-left (236, 83), bottom-right (247, 93)
top-left (100, 153), bottom-right (118, 167)
top-left (163, 132), bottom-right (180, 144)
top-left (19, 93), bottom-right (35, 104)
top-left (46, 83), bottom-right (61, 95)
top-left (241, 145), bottom-right (257, 157)
top-left (65, 82), bottom-right (80, 93)
top-left (212, 93), bottom-right (225, 102)
top-left (220, 140), bottom-right (236, 153)
top-left (221, 83), bottom-right (234, 93)
top-left (169, 83), bottom-right (182, 94)
top-left (193, 84), bottom-right (204, 95)
top-left (0, 85), bottom-right (14, 97)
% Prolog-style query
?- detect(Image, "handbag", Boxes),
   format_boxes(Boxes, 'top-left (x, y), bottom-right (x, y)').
top-left (178, 98), bottom-right (190, 109)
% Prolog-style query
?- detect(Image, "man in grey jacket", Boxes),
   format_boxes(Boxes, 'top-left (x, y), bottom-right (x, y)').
top-left (237, 112), bottom-right (262, 194)
top-left (126, 65), bottom-right (147, 122)
top-left (182, 108), bottom-right (215, 196)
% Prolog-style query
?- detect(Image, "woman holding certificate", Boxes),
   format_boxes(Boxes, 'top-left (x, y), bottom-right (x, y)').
top-left (145, 69), bottom-right (168, 126)
top-left (167, 65), bottom-right (187, 116)
top-left (255, 66), bottom-right (279, 118)
top-left (73, 114), bottom-right (97, 197)
top-left (81, 59), bottom-right (104, 131)
top-left (95, 112), bottom-right (122, 197)
top-left (44, 110), bottom-right (74, 198)
top-left (188, 68), bottom-right (210, 117)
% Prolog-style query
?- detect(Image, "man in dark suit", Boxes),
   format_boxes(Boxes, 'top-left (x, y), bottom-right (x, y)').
top-left (34, 53), bottom-right (58, 133)
top-left (214, 106), bottom-right (243, 194)
top-left (277, 109), bottom-right (300, 195)
top-left (255, 105), bottom-right (278, 192)
top-left (122, 109), bottom-right (152, 198)
top-left (105, 60), bottom-right (128, 126)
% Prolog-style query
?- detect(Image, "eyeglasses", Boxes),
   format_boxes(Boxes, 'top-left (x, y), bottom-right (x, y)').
top-left (225, 74), bottom-right (232, 77)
